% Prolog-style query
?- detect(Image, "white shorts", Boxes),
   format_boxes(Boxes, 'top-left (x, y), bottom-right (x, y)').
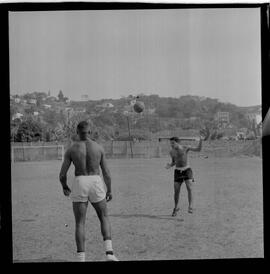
top-left (70, 175), bottom-right (106, 203)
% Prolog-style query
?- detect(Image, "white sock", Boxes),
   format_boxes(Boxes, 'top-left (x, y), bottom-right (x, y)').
top-left (104, 239), bottom-right (113, 253)
top-left (76, 251), bottom-right (86, 262)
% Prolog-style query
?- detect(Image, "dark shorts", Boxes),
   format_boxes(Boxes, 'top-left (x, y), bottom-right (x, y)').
top-left (174, 168), bottom-right (194, 183)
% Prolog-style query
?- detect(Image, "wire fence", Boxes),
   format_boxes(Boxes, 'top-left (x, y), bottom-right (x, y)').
top-left (10, 139), bottom-right (255, 162)
top-left (10, 141), bottom-right (168, 162)
top-left (11, 145), bottom-right (65, 163)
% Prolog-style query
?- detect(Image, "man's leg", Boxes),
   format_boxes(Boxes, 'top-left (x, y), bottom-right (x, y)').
top-left (172, 181), bottom-right (181, 216)
top-left (72, 202), bottom-right (88, 261)
top-left (185, 179), bottom-right (194, 213)
top-left (91, 199), bottom-right (119, 261)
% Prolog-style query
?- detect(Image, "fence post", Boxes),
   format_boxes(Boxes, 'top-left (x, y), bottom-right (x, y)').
top-left (111, 140), bottom-right (114, 158)
top-left (125, 141), bottom-right (128, 158)
top-left (147, 141), bottom-right (150, 158)
top-left (61, 145), bottom-right (64, 161)
top-left (22, 143), bottom-right (25, 161)
top-left (158, 141), bottom-right (162, 158)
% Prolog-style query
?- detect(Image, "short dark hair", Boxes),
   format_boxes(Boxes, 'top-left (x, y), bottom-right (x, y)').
top-left (170, 136), bottom-right (180, 143)
top-left (77, 120), bottom-right (90, 132)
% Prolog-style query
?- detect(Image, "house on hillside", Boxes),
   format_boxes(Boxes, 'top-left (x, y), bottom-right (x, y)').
top-left (215, 112), bottom-right (230, 128)
top-left (54, 104), bottom-right (67, 114)
top-left (43, 104), bottom-right (52, 109)
top-left (20, 99), bottom-right (27, 106)
top-left (145, 108), bottom-right (156, 115)
top-left (46, 96), bottom-right (57, 103)
top-left (97, 102), bottom-right (114, 108)
top-left (14, 97), bottom-right (21, 103)
top-left (64, 107), bottom-right (73, 112)
top-left (12, 112), bottom-right (23, 121)
top-left (81, 94), bottom-right (89, 101)
top-left (28, 98), bottom-right (37, 105)
top-left (73, 107), bottom-right (86, 114)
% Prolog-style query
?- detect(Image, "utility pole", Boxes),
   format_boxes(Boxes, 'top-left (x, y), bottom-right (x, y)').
top-left (126, 115), bottom-right (133, 158)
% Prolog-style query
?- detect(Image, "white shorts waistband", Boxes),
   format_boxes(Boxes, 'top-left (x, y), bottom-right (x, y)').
top-left (175, 166), bottom-right (190, 171)
top-left (75, 175), bottom-right (101, 179)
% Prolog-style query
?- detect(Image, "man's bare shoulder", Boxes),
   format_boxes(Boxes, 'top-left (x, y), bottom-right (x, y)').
top-left (69, 141), bottom-right (81, 150)
top-left (64, 145), bottom-right (73, 158)
top-left (87, 139), bottom-right (105, 152)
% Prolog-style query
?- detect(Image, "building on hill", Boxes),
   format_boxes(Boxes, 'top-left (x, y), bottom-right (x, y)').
top-left (81, 94), bottom-right (89, 101)
top-left (96, 102), bottom-right (114, 109)
top-left (73, 107), bottom-right (86, 114)
top-left (12, 112), bottom-right (23, 121)
top-left (145, 107), bottom-right (156, 115)
top-left (46, 96), bottom-right (57, 103)
top-left (14, 97), bottom-right (21, 103)
top-left (215, 112), bottom-right (230, 128)
top-left (43, 104), bottom-right (52, 109)
top-left (28, 98), bottom-right (37, 105)
top-left (20, 99), bottom-right (27, 106)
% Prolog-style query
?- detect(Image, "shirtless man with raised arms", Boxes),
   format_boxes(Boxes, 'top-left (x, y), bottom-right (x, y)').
top-left (59, 120), bottom-right (118, 261)
top-left (166, 136), bottom-right (202, 216)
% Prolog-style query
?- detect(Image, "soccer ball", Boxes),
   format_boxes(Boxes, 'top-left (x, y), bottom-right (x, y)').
top-left (133, 101), bottom-right (145, 113)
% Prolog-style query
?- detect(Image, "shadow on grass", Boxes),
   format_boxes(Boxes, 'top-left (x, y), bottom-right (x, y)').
top-left (109, 214), bottom-right (184, 222)
top-left (13, 258), bottom-right (69, 263)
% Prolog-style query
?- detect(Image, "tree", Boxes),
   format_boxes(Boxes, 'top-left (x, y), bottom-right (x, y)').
top-left (64, 112), bottom-right (93, 141)
top-left (43, 110), bottom-right (66, 128)
top-left (10, 104), bottom-right (19, 121)
top-left (199, 119), bottom-right (218, 141)
top-left (10, 119), bottom-right (21, 142)
top-left (16, 119), bottom-right (43, 142)
top-left (58, 90), bottom-right (64, 102)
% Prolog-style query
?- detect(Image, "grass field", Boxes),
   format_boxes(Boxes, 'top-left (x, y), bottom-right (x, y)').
top-left (11, 156), bottom-right (264, 262)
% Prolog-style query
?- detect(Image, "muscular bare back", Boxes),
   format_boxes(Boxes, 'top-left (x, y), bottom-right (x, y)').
top-left (67, 139), bottom-right (104, 176)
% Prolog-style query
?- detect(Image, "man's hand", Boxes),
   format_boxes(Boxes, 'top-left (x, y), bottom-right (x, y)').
top-left (106, 191), bottom-right (112, 202)
top-left (165, 163), bottom-right (172, 169)
top-left (62, 185), bottom-right (71, 197)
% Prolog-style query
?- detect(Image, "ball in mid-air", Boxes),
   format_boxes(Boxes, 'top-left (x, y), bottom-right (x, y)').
top-left (133, 101), bottom-right (145, 113)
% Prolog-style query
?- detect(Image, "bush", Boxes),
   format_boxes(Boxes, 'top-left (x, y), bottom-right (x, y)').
top-left (16, 119), bottom-right (43, 142)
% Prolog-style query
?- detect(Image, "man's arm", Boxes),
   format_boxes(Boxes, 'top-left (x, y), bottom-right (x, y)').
top-left (59, 149), bottom-right (72, 196)
top-left (100, 147), bottom-right (112, 202)
top-left (165, 151), bottom-right (176, 169)
top-left (187, 137), bottom-right (203, 152)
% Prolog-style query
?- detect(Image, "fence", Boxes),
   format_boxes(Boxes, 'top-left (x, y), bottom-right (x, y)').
top-left (11, 145), bottom-right (64, 163)
top-left (103, 141), bottom-right (164, 159)
top-left (10, 139), bottom-right (255, 162)
top-left (10, 141), bottom-right (169, 162)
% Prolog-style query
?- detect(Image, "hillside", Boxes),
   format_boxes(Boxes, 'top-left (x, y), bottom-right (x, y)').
top-left (10, 92), bottom-right (261, 142)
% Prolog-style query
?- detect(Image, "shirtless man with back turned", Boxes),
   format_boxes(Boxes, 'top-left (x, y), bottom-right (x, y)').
top-left (59, 120), bottom-right (118, 261)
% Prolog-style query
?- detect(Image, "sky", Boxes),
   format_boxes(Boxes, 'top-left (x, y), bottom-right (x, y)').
top-left (9, 8), bottom-right (261, 106)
